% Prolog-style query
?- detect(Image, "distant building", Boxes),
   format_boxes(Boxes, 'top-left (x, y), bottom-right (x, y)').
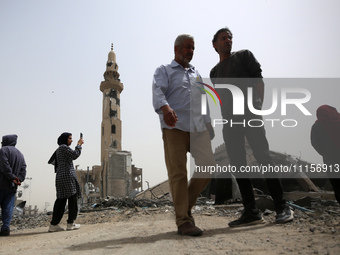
top-left (76, 45), bottom-right (142, 201)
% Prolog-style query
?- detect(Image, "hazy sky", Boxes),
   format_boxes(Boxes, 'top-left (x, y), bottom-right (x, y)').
top-left (1, 0), bottom-right (339, 210)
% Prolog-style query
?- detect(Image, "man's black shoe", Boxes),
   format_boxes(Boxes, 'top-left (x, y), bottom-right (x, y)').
top-left (228, 210), bottom-right (266, 228)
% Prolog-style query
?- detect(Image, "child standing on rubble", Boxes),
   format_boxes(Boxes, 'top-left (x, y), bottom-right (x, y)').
top-left (48, 132), bottom-right (84, 232)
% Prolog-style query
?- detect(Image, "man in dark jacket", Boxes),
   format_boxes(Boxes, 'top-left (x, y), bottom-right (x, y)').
top-left (210, 27), bottom-right (293, 227)
top-left (0, 134), bottom-right (27, 236)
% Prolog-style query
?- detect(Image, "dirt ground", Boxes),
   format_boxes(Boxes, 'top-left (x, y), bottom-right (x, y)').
top-left (1, 202), bottom-right (340, 255)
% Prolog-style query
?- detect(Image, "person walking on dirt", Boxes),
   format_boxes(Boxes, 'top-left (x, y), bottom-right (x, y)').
top-left (210, 27), bottom-right (294, 227)
top-left (152, 34), bottom-right (215, 236)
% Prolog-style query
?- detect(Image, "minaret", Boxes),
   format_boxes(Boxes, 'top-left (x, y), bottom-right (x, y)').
top-left (100, 44), bottom-right (123, 163)
top-left (73, 44), bottom-right (142, 199)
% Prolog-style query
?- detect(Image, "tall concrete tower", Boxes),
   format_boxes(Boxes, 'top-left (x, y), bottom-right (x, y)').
top-left (75, 45), bottom-right (143, 199)
top-left (95, 44), bottom-right (143, 198)
top-left (100, 44), bottom-right (123, 158)
top-left (99, 44), bottom-right (127, 197)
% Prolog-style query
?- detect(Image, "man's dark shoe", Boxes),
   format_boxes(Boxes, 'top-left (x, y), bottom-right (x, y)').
top-left (0, 230), bottom-right (10, 236)
top-left (177, 222), bottom-right (203, 236)
top-left (276, 206), bottom-right (294, 224)
top-left (228, 210), bottom-right (266, 228)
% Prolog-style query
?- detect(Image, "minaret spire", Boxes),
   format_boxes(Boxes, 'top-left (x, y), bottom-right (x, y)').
top-left (100, 44), bottom-right (124, 155)
top-left (104, 44), bottom-right (119, 80)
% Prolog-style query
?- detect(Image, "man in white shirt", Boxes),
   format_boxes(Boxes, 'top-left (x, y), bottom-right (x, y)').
top-left (153, 34), bottom-right (215, 236)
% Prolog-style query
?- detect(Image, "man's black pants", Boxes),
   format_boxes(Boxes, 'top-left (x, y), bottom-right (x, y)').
top-left (222, 119), bottom-right (286, 212)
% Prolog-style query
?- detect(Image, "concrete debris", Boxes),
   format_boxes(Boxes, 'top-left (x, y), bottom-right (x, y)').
top-left (255, 197), bottom-right (275, 211)
top-left (80, 196), bottom-right (213, 212)
top-left (6, 196), bottom-right (340, 236)
top-left (81, 197), bottom-right (174, 211)
top-left (293, 196), bottom-right (312, 207)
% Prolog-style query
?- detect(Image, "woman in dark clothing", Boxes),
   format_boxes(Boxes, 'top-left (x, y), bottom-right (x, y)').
top-left (48, 132), bottom-right (84, 232)
top-left (311, 105), bottom-right (340, 204)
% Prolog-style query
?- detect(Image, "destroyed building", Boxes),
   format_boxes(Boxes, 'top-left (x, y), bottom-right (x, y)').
top-left (205, 141), bottom-right (334, 202)
top-left (76, 45), bottom-right (143, 201)
top-left (136, 142), bottom-right (334, 203)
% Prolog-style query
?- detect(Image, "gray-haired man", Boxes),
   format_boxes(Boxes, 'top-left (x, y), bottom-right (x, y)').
top-left (153, 34), bottom-right (215, 236)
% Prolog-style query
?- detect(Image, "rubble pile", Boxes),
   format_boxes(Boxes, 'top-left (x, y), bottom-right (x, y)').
top-left (11, 213), bottom-right (51, 230)
top-left (83, 197), bottom-right (174, 211)
top-left (271, 202), bottom-right (340, 235)
top-left (8, 196), bottom-right (340, 236)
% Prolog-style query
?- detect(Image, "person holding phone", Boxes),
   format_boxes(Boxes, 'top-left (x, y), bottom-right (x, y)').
top-left (48, 132), bottom-right (84, 232)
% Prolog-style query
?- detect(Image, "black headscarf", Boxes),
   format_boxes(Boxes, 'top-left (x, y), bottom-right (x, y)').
top-left (57, 132), bottom-right (72, 145)
top-left (48, 132), bottom-right (72, 172)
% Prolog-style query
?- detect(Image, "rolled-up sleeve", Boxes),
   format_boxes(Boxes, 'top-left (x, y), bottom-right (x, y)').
top-left (152, 65), bottom-right (169, 113)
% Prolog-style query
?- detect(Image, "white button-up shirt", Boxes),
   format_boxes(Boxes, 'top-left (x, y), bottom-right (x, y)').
top-left (153, 60), bottom-right (211, 132)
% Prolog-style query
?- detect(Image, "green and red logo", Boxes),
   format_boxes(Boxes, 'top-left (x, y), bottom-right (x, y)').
top-left (197, 82), bottom-right (222, 106)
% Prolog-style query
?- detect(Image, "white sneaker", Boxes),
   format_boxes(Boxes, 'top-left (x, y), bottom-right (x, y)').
top-left (67, 223), bottom-right (81, 231)
top-left (276, 206), bottom-right (294, 224)
top-left (48, 224), bottom-right (65, 232)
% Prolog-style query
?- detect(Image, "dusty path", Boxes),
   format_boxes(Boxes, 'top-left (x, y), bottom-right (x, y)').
top-left (1, 208), bottom-right (340, 255)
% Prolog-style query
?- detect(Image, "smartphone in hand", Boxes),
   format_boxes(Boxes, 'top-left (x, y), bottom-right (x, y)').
top-left (78, 133), bottom-right (84, 146)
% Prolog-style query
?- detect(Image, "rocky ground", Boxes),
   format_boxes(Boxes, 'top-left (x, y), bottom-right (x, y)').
top-left (1, 197), bottom-right (340, 254)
